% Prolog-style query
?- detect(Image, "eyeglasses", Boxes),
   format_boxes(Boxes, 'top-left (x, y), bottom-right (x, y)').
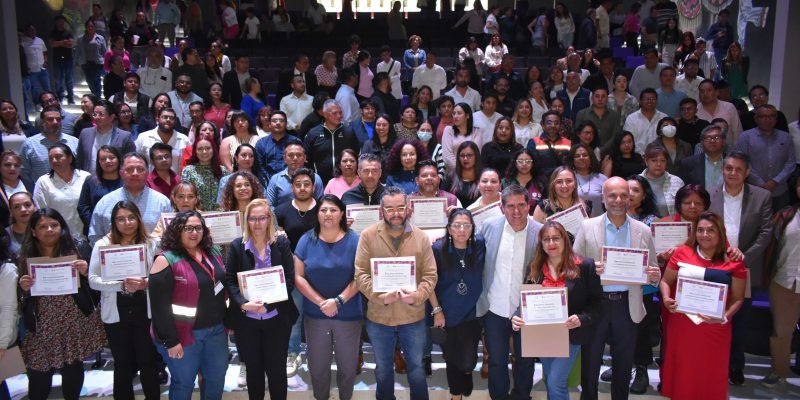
top-left (573, 154), bottom-right (591, 159)
top-left (383, 206), bottom-right (407, 214)
top-left (516, 159), bottom-right (533, 165)
top-left (183, 225), bottom-right (203, 233)
top-left (703, 136), bottom-right (724, 142)
top-left (459, 153), bottom-right (475, 159)
top-left (360, 168), bottom-right (380, 176)
top-left (159, 115), bottom-right (176, 121)
top-left (114, 215), bottom-right (138, 223)
top-left (449, 223), bottom-right (473, 231)
top-left (247, 215), bottom-right (270, 223)
top-left (541, 236), bottom-right (563, 244)
top-left (270, 118), bottom-right (286, 123)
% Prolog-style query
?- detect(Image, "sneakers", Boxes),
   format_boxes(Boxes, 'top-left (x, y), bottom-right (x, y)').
top-left (761, 372), bottom-right (786, 388)
top-left (629, 366), bottom-right (649, 394)
top-left (286, 352), bottom-right (301, 378)
top-left (238, 363), bottom-right (247, 387)
top-left (600, 367), bottom-right (612, 382)
top-left (729, 368), bottom-right (745, 386)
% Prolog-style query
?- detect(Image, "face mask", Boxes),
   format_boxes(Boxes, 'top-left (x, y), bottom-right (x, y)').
top-left (661, 125), bottom-right (677, 138)
top-left (417, 131), bottom-right (433, 142)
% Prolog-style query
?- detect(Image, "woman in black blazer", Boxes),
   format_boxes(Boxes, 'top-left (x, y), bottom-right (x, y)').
top-left (224, 198), bottom-right (299, 400)
top-left (512, 220), bottom-right (602, 400)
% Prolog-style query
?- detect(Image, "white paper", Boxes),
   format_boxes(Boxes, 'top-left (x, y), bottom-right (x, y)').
top-left (371, 256), bottom-right (416, 293)
top-left (650, 222), bottom-right (692, 253)
top-left (30, 262), bottom-right (79, 296)
top-left (238, 266), bottom-right (289, 304)
top-left (160, 212), bottom-right (176, 229)
top-left (675, 276), bottom-right (728, 319)
top-left (601, 246), bottom-right (649, 284)
top-left (410, 198), bottom-right (448, 229)
top-left (202, 211), bottom-right (243, 244)
top-left (471, 201), bottom-right (503, 228)
top-left (99, 244), bottom-right (147, 281)
top-left (521, 288), bottom-right (569, 325)
top-left (546, 203), bottom-right (588, 237)
top-left (346, 205), bottom-right (382, 233)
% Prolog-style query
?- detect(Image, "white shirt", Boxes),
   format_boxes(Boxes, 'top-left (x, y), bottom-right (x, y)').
top-left (3, 180), bottom-right (26, 197)
top-left (377, 59), bottom-right (403, 100)
top-left (135, 128), bottom-right (190, 173)
top-left (279, 93), bottom-right (314, 131)
top-left (529, 98), bottom-right (549, 124)
top-left (244, 16), bottom-right (260, 39)
top-left (474, 111), bottom-right (502, 143)
top-left (514, 121), bottom-right (543, 147)
top-left (445, 86), bottom-right (482, 112)
top-left (412, 64), bottom-right (447, 97)
top-left (722, 185), bottom-right (743, 248)
top-left (32, 169), bottom-right (91, 239)
top-left (137, 66), bottom-right (172, 98)
top-left (487, 220), bottom-right (528, 318)
top-left (676, 74), bottom-right (701, 102)
top-left (773, 211), bottom-right (800, 291)
top-left (335, 84), bottom-right (360, 124)
top-left (20, 36), bottom-right (46, 72)
top-left (167, 91), bottom-right (203, 130)
top-left (624, 109), bottom-right (669, 155)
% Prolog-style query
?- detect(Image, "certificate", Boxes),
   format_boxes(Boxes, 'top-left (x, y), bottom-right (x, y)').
top-left (675, 276), bottom-right (728, 320)
top-left (346, 205), bottom-right (382, 233)
top-left (202, 211), bottom-right (242, 244)
top-left (520, 287), bottom-right (569, 325)
top-left (160, 212), bottom-right (176, 228)
top-left (99, 244), bottom-right (147, 281)
top-left (237, 266), bottom-right (289, 304)
top-left (410, 198), bottom-right (448, 229)
top-left (471, 201), bottom-right (502, 228)
top-left (29, 256), bottom-right (79, 296)
top-left (546, 203), bottom-right (588, 237)
top-left (651, 222), bottom-right (692, 253)
top-left (601, 246), bottom-right (649, 285)
top-left (371, 256), bottom-right (416, 293)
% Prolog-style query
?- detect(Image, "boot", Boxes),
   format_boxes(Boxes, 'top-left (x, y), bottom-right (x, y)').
top-left (629, 365), bottom-right (649, 394)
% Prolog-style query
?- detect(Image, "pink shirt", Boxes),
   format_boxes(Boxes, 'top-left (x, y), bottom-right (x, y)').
top-left (357, 65), bottom-right (374, 98)
top-left (324, 176), bottom-right (362, 199)
top-left (103, 49), bottom-right (131, 72)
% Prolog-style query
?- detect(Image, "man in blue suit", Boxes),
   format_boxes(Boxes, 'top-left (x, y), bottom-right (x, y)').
top-left (556, 71), bottom-right (591, 123)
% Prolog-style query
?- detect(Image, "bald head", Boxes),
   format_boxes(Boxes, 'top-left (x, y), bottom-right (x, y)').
top-left (602, 177), bottom-right (630, 216)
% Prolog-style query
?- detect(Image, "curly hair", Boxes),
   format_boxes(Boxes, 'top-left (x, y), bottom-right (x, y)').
top-left (221, 171), bottom-right (264, 212)
top-left (385, 139), bottom-right (430, 175)
top-left (160, 210), bottom-right (215, 256)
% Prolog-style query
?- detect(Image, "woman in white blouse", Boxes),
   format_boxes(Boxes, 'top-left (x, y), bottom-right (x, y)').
top-left (1, 152), bottom-right (27, 197)
top-left (554, 3), bottom-right (575, 50)
top-left (458, 36), bottom-right (485, 76)
top-left (32, 144), bottom-right (90, 240)
top-left (483, 33), bottom-right (508, 74)
top-left (512, 99), bottom-right (543, 147)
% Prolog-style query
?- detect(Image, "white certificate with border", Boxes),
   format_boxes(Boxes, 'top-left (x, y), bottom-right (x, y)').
top-left (371, 256), bottom-right (416, 293)
top-left (160, 212), bottom-right (176, 228)
top-left (29, 257), bottom-right (79, 296)
top-left (651, 222), bottom-right (692, 253)
top-left (546, 203), bottom-right (588, 236)
top-left (99, 244), bottom-right (147, 281)
top-left (346, 205), bottom-right (382, 233)
top-left (237, 266), bottom-right (289, 304)
top-left (471, 201), bottom-right (502, 227)
top-left (521, 287), bottom-right (569, 325)
top-left (601, 246), bottom-right (649, 285)
top-left (410, 198), bottom-right (448, 229)
top-left (676, 276), bottom-right (728, 320)
top-left (202, 211), bottom-right (243, 244)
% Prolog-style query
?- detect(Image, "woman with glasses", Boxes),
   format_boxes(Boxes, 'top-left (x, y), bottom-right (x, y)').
top-left (78, 146), bottom-right (123, 237)
top-left (114, 103), bottom-right (141, 142)
top-left (88, 201), bottom-right (161, 399)
top-left (225, 199), bottom-right (298, 400)
top-left (443, 141), bottom-right (482, 208)
top-left (33, 144), bottom-right (91, 240)
top-left (216, 144), bottom-right (264, 206)
top-left (568, 143), bottom-right (607, 218)
top-left (428, 209), bottom-right (485, 400)
top-left (150, 211), bottom-right (228, 400)
top-left (324, 149), bottom-right (361, 199)
top-left (503, 149), bottom-right (544, 215)
top-left (294, 194), bottom-right (363, 400)
top-left (181, 133), bottom-right (224, 212)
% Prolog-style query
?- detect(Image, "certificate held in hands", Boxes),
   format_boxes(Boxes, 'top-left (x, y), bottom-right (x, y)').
top-left (546, 203), bottom-right (588, 237)
top-left (371, 256), bottom-right (417, 293)
top-left (601, 246), bottom-right (649, 285)
top-left (520, 287), bottom-right (569, 325)
top-left (202, 211), bottom-right (243, 244)
top-left (238, 266), bottom-right (289, 304)
top-left (28, 256), bottom-right (79, 296)
top-left (675, 276), bottom-right (728, 320)
top-left (410, 198), bottom-right (448, 229)
top-left (519, 284), bottom-right (569, 357)
top-left (346, 205), bottom-right (382, 233)
top-left (99, 244), bottom-right (147, 281)
top-left (471, 201), bottom-right (502, 228)
top-left (651, 222), bottom-right (692, 253)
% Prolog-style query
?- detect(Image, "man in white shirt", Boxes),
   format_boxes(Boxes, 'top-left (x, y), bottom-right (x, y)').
top-left (411, 53), bottom-right (447, 97)
top-left (445, 67), bottom-right (481, 111)
top-left (691, 38), bottom-right (718, 81)
top-left (624, 88), bottom-right (668, 155)
top-left (629, 48), bottom-right (669, 98)
top-left (335, 69), bottom-right (360, 124)
top-left (473, 92), bottom-right (502, 143)
top-left (137, 46), bottom-right (173, 98)
top-left (697, 79), bottom-right (743, 143)
top-left (135, 108), bottom-right (190, 172)
top-left (20, 24), bottom-right (51, 107)
top-left (376, 45), bottom-right (403, 100)
top-left (280, 75), bottom-right (314, 132)
top-left (675, 58), bottom-right (701, 102)
top-left (166, 73), bottom-right (203, 130)
top-left (595, 0), bottom-right (612, 48)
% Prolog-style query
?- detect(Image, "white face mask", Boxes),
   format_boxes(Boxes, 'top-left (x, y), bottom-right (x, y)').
top-left (661, 125), bottom-right (677, 138)
top-left (417, 131), bottom-right (433, 142)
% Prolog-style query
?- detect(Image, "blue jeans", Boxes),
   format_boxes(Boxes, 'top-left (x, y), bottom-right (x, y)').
top-left (366, 319), bottom-right (428, 400)
top-left (539, 344), bottom-right (580, 400)
top-left (484, 311), bottom-right (537, 400)
top-left (52, 58), bottom-right (74, 102)
top-left (82, 63), bottom-right (103, 97)
top-left (155, 323), bottom-right (229, 400)
top-left (28, 70), bottom-right (51, 106)
top-left (288, 288), bottom-right (304, 354)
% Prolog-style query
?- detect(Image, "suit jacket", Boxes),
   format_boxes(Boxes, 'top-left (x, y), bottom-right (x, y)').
top-left (221, 68), bottom-right (255, 110)
top-left (110, 91), bottom-right (151, 122)
top-left (476, 215), bottom-right (542, 317)
top-left (708, 184), bottom-right (773, 287)
top-left (677, 153), bottom-right (707, 186)
top-left (572, 214), bottom-right (657, 323)
top-left (76, 127), bottom-right (135, 172)
top-left (556, 88), bottom-right (592, 122)
top-left (277, 69), bottom-right (319, 101)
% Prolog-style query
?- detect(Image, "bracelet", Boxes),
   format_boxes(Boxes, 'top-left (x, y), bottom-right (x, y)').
top-left (430, 306), bottom-right (442, 316)
top-left (336, 295), bottom-right (345, 306)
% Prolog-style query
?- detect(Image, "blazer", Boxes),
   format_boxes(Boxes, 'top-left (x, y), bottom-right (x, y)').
top-left (708, 184), bottom-right (773, 287)
top-left (476, 215), bottom-right (542, 318)
top-left (110, 91), bottom-right (151, 122)
top-left (676, 153), bottom-right (706, 186)
top-left (572, 213), bottom-right (657, 323)
top-left (76, 126), bottom-right (135, 173)
top-left (556, 87), bottom-right (591, 122)
top-left (221, 68), bottom-right (255, 110)
top-left (224, 236), bottom-right (300, 329)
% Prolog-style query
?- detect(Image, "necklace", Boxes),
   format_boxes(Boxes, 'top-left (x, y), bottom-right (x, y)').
top-left (576, 173), bottom-right (591, 196)
top-left (454, 247), bottom-right (468, 295)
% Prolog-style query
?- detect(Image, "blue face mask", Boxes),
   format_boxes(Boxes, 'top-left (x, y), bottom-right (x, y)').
top-left (417, 131), bottom-right (433, 142)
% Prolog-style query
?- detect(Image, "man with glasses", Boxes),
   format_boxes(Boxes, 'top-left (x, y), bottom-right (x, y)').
top-left (678, 124), bottom-right (726, 187)
top-left (146, 143), bottom-right (179, 197)
top-left (20, 105), bottom-right (79, 189)
top-left (624, 88), bottom-right (668, 155)
top-left (89, 153), bottom-right (173, 245)
top-left (135, 108), bottom-right (190, 173)
top-left (355, 186), bottom-right (437, 400)
top-left (527, 110), bottom-right (572, 183)
top-left (342, 153), bottom-right (385, 206)
top-left (741, 85), bottom-right (790, 132)
top-left (76, 100), bottom-right (135, 174)
top-left (255, 111), bottom-right (299, 187)
top-left (167, 73), bottom-right (203, 130)
top-left (266, 141), bottom-right (323, 210)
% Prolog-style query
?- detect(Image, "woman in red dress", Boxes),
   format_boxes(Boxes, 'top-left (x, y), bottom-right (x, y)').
top-left (659, 211), bottom-right (746, 399)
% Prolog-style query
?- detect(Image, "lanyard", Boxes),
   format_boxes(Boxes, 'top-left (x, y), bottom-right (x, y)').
top-left (192, 252), bottom-right (216, 285)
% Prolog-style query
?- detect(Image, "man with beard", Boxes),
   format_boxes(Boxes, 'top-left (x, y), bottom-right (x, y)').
top-left (266, 141), bottom-right (323, 210)
top-left (20, 105), bottom-right (79, 188)
top-left (135, 107), bottom-right (190, 172)
top-left (445, 67), bottom-right (481, 111)
top-left (167, 73), bottom-right (203, 130)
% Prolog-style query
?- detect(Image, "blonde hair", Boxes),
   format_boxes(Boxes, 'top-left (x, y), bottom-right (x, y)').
top-left (242, 198), bottom-right (276, 244)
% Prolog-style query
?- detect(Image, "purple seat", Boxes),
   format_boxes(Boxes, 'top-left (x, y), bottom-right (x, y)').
top-left (613, 47), bottom-right (634, 59)
top-left (625, 56), bottom-right (645, 69)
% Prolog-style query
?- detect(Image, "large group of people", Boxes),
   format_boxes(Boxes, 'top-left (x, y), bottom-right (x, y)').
top-left (2, 1), bottom-right (799, 400)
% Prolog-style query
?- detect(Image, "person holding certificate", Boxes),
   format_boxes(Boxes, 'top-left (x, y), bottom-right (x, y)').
top-left (659, 211), bottom-right (746, 399)
top-left (409, 160), bottom-right (461, 209)
top-left (428, 209), bottom-right (486, 400)
top-left (501, 149), bottom-right (543, 215)
top-left (533, 166), bottom-right (586, 240)
top-left (510, 220), bottom-right (602, 400)
top-left (294, 194), bottom-right (363, 400)
top-left (224, 199), bottom-right (298, 400)
top-left (466, 168), bottom-right (501, 212)
top-left (88, 201), bottom-right (161, 399)
top-left (17, 208), bottom-right (105, 400)
top-left (149, 211), bottom-right (229, 400)
top-left (385, 139), bottom-right (429, 194)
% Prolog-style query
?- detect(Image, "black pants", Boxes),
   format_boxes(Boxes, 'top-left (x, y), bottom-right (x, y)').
top-left (104, 316), bottom-right (161, 399)
top-left (730, 298), bottom-right (752, 371)
top-left (581, 295), bottom-right (638, 400)
top-left (443, 318), bottom-right (482, 396)
top-left (27, 361), bottom-right (84, 400)
top-left (634, 293), bottom-right (661, 366)
top-left (235, 316), bottom-right (292, 400)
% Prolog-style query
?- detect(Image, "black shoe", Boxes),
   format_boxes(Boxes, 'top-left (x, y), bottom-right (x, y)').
top-left (158, 368), bottom-right (169, 385)
top-left (729, 368), bottom-right (745, 386)
top-left (629, 366), bottom-right (649, 394)
top-left (600, 368), bottom-right (612, 382)
top-left (423, 356), bottom-right (432, 376)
